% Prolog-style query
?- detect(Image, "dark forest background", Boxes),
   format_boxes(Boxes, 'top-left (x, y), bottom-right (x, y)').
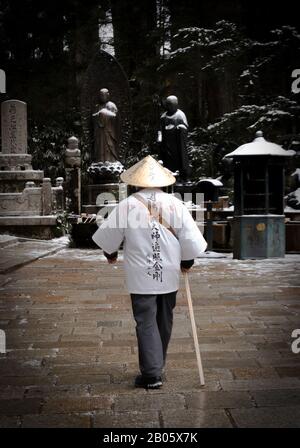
top-left (0, 0), bottom-right (300, 185)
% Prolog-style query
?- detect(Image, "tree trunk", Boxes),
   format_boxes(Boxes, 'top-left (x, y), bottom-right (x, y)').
top-left (111, 0), bottom-right (157, 77)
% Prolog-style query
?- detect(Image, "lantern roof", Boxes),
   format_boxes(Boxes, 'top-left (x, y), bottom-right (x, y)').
top-left (198, 178), bottom-right (223, 187)
top-left (224, 131), bottom-right (295, 158)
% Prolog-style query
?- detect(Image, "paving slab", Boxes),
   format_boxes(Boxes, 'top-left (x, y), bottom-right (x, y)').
top-left (161, 409), bottom-right (233, 428)
top-left (185, 391), bottom-right (254, 410)
top-left (93, 411), bottom-right (160, 428)
top-left (230, 406), bottom-right (300, 428)
top-left (22, 413), bottom-right (91, 428)
top-left (0, 247), bottom-right (299, 427)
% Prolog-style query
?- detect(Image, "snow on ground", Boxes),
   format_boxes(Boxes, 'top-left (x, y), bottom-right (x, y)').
top-left (46, 248), bottom-right (114, 262)
top-left (49, 235), bottom-right (70, 246)
top-left (194, 254), bottom-right (300, 283)
top-left (292, 168), bottom-right (300, 182)
top-left (46, 248), bottom-right (300, 280)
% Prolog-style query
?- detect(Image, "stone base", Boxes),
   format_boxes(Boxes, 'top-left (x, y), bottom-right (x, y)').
top-left (233, 215), bottom-right (285, 259)
top-left (0, 153), bottom-right (32, 170)
top-left (212, 222), bottom-right (232, 250)
top-left (286, 221), bottom-right (300, 253)
top-left (0, 215), bottom-right (60, 240)
top-left (83, 183), bottom-right (121, 205)
top-left (0, 170), bottom-right (44, 192)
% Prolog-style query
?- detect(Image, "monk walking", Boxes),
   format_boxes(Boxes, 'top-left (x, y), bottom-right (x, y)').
top-left (92, 156), bottom-right (207, 389)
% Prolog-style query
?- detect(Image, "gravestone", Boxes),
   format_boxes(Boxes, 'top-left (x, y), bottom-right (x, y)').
top-left (1, 100), bottom-right (27, 154)
top-left (0, 100), bottom-right (36, 179)
top-left (0, 99), bottom-right (64, 238)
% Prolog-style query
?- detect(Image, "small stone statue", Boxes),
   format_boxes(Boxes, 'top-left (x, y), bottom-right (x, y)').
top-left (65, 136), bottom-right (81, 168)
top-left (158, 95), bottom-right (190, 181)
top-left (64, 136), bottom-right (81, 214)
top-left (92, 88), bottom-right (120, 163)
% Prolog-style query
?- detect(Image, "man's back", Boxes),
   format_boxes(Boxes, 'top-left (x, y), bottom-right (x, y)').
top-left (93, 188), bottom-right (207, 294)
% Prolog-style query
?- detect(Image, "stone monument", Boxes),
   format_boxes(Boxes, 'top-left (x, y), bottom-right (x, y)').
top-left (0, 100), bottom-right (43, 191)
top-left (67, 50), bottom-right (132, 245)
top-left (65, 136), bottom-right (81, 214)
top-left (0, 99), bottom-right (64, 239)
top-left (158, 95), bottom-right (190, 181)
top-left (80, 50), bottom-right (132, 165)
top-left (79, 50), bottom-right (131, 215)
top-left (92, 88), bottom-right (120, 163)
top-left (87, 87), bottom-right (124, 185)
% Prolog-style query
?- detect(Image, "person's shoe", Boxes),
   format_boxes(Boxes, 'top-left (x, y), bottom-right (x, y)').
top-left (134, 375), bottom-right (162, 389)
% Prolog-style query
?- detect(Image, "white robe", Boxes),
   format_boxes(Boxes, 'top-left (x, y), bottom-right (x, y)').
top-left (92, 188), bottom-right (207, 294)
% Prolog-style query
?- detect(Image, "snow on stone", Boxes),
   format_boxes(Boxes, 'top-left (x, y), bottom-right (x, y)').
top-left (225, 133), bottom-right (295, 158)
top-left (241, 69), bottom-right (250, 77)
top-left (50, 235), bottom-right (70, 246)
top-left (199, 178), bottom-right (223, 186)
top-left (19, 318), bottom-right (28, 325)
top-left (285, 206), bottom-right (300, 212)
top-left (22, 359), bottom-right (40, 367)
top-left (286, 187), bottom-right (300, 209)
top-left (291, 168), bottom-right (300, 182)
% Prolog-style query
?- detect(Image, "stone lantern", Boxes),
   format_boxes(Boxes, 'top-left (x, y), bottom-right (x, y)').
top-left (224, 131), bottom-right (295, 259)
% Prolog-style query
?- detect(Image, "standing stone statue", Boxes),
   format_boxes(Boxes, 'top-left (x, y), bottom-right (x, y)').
top-left (92, 88), bottom-right (120, 162)
top-left (158, 95), bottom-right (190, 181)
top-left (64, 136), bottom-right (81, 214)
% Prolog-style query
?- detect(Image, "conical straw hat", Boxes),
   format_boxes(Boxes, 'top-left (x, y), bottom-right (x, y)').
top-left (120, 155), bottom-right (176, 187)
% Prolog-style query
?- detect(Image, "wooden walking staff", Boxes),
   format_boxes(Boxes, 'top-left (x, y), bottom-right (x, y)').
top-left (184, 272), bottom-right (205, 386)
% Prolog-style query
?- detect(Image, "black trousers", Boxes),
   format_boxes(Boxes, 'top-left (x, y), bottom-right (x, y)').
top-left (130, 291), bottom-right (177, 377)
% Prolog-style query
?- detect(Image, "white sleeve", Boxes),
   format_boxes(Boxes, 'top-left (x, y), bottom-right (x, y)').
top-left (177, 203), bottom-right (207, 260)
top-left (92, 203), bottom-right (125, 254)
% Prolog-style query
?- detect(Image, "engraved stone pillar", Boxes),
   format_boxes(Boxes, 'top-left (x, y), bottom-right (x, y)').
top-left (0, 99), bottom-right (35, 177)
top-left (42, 178), bottom-right (52, 215)
top-left (1, 100), bottom-right (27, 154)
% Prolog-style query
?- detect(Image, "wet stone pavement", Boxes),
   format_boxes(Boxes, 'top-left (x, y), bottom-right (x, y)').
top-left (0, 242), bottom-right (300, 428)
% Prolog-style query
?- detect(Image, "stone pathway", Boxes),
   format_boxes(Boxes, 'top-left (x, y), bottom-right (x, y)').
top-left (0, 236), bottom-right (66, 274)
top-left (0, 244), bottom-right (300, 428)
